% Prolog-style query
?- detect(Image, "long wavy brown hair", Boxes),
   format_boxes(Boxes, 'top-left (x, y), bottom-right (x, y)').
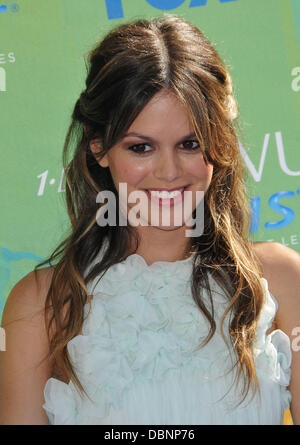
top-left (35, 14), bottom-right (265, 405)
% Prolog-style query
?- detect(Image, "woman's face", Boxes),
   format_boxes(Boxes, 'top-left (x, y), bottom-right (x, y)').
top-left (90, 90), bottom-right (213, 234)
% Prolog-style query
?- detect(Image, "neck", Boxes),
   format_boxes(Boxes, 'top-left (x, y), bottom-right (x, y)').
top-left (127, 225), bottom-right (192, 266)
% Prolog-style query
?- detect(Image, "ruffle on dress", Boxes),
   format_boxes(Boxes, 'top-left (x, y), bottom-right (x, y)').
top-left (253, 278), bottom-right (292, 410)
top-left (43, 252), bottom-right (292, 424)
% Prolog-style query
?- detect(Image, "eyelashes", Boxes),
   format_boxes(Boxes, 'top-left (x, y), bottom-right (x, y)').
top-left (126, 140), bottom-right (201, 155)
top-left (127, 143), bottom-right (151, 154)
top-left (181, 140), bottom-right (200, 151)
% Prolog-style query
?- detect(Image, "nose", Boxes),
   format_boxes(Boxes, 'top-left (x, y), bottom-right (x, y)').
top-left (153, 149), bottom-right (183, 183)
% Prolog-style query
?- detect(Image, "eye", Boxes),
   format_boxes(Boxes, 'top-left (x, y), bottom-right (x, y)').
top-left (126, 143), bottom-right (152, 154)
top-left (180, 140), bottom-right (200, 151)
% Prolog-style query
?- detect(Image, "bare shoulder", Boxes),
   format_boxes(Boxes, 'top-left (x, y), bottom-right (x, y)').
top-left (251, 241), bottom-right (300, 329)
top-left (0, 266), bottom-right (55, 424)
top-left (251, 241), bottom-right (300, 291)
top-left (251, 240), bottom-right (300, 265)
top-left (250, 243), bottom-right (300, 424)
top-left (1, 266), bottom-right (55, 327)
top-left (8, 265), bottom-right (55, 300)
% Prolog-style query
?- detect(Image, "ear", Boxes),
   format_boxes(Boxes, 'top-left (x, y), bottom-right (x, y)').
top-left (89, 139), bottom-right (109, 168)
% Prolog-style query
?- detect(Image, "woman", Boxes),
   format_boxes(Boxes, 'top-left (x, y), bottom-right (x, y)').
top-left (0, 15), bottom-right (299, 425)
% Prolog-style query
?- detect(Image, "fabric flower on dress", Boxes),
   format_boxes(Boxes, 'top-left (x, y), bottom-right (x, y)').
top-left (43, 252), bottom-right (292, 424)
top-left (254, 278), bottom-right (292, 410)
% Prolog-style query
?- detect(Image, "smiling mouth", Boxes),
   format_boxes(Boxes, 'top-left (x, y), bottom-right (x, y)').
top-left (142, 186), bottom-right (191, 207)
top-left (144, 185), bottom-right (191, 199)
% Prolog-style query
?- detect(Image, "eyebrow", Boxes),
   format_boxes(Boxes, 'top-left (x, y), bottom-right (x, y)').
top-left (122, 132), bottom-right (196, 144)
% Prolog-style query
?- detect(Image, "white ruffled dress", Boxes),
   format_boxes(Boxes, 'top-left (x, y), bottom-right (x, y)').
top-left (42, 251), bottom-right (292, 425)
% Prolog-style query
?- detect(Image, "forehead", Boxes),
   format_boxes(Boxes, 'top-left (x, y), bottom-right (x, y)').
top-left (127, 90), bottom-right (193, 135)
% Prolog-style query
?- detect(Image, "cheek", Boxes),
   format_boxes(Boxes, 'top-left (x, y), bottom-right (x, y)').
top-left (204, 163), bottom-right (214, 184)
top-left (189, 158), bottom-right (213, 185)
top-left (110, 157), bottom-right (150, 188)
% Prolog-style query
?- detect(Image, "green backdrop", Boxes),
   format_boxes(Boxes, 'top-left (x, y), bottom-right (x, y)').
top-left (1, 0), bottom-right (300, 318)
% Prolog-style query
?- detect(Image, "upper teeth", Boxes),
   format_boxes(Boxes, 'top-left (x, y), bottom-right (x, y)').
top-left (148, 188), bottom-right (184, 199)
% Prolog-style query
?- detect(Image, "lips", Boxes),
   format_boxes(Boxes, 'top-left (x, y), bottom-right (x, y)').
top-left (145, 184), bottom-right (190, 192)
top-left (143, 185), bottom-right (191, 207)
